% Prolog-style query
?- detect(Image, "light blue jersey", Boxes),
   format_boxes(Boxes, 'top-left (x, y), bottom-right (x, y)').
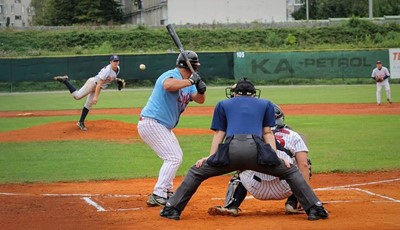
top-left (140, 68), bottom-right (197, 129)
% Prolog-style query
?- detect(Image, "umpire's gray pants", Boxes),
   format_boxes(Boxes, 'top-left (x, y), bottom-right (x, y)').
top-left (167, 135), bottom-right (320, 213)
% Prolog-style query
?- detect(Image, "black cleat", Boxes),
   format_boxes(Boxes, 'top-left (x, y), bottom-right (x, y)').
top-left (160, 206), bottom-right (180, 220)
top-left (306, 204), bottom-right (329, 221)
top-left (77, 122), bottom-right (87, 131)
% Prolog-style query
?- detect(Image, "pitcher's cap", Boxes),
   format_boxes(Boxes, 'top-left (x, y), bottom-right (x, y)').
top-left (110, 55), bottom-right (120, 61)
top-left (376, 60), bottom-right (382, 64)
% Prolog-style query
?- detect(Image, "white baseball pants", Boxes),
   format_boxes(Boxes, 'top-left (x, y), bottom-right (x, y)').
top-left (70, 77), bottom-right (96, 109)
top-left (376, 79), bottom-right (391, 104)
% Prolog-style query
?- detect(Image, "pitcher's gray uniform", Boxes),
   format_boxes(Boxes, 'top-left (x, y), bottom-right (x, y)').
top-left (371, 60), bottom-right (392, 105)
top-left (239, 127), bottom-right (309, 200)
top-left (54, 55), bottom-right (121, 131)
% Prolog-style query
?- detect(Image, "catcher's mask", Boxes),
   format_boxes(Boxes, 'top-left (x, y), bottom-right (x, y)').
top-left (274, 104), bottom-right (285, 128)
top-left (176, 50), bottom-right (200, 71)
top-left (225, 78), bottom-right (260, 98)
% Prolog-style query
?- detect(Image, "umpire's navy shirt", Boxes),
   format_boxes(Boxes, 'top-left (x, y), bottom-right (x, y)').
top-left (210, 96), bottom-right (275, 138)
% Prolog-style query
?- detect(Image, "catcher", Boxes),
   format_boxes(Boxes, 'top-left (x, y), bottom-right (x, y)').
top-left (371, 60), bottom-right (392, 105)
top-left (208, 86), bottom-right (312, 217)
top-left (54, 55), bottom-right (126, 131)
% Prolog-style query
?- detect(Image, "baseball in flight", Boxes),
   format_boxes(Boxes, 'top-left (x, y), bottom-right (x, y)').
top-left (139, 64), bottom-right (146, 70)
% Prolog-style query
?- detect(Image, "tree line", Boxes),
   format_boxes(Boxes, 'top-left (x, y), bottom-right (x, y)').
top-left (30, 0), bottom-right (123, 26)
top-left (30, 0), bottom-right (400, 26)
top-left (292, 0), bottom-right (400, 20)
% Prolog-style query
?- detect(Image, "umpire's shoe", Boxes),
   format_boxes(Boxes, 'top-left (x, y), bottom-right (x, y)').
top-left (146, 194), bottom-right (167, 207)
top-left (306, 204), bottom-right (329, 221)
top-left (160, 205), bottom-right (180, 220)
top-left (53, 75), bottom-right (69, 82)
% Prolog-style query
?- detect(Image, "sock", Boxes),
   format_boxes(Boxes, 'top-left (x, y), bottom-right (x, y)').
top-left (79, 107), bottom-right (89, 123)
top-left (63, 80), bottom-right (76, 93)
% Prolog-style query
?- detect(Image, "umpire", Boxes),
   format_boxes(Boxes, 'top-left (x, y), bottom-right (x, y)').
top-left (160, 78), bottom-right (329, 221)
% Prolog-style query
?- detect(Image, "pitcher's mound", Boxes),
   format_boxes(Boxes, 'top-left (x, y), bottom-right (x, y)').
top-left (0, 120), bottom-right (213, 143)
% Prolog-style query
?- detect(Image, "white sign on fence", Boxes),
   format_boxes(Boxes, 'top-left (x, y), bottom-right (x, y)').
top-left (389, 48), bottom-right (400, 79)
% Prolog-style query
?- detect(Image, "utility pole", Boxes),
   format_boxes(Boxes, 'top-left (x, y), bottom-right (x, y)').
top-left (369, 0), bottom-right (373, 19)
top-left (306, 0), bottom-right (309, 21)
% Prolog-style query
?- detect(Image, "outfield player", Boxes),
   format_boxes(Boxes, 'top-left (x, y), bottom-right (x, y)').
top-left (371, 60), bottom-right (392, 105)
top-left (160, 78), bottom-right (328, 221)
top-left (208, 104), bottom-right (311, 216)
top-left (137, 51), bottom-right (207, 207)
top-left (54, 55), bottom-right (124, 131)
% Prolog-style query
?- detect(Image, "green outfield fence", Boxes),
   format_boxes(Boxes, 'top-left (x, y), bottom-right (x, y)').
top-left (0, 50), bottom-right (390, 84)
top-left (0, 52), bottom-right (234, 83)
top-left (234, 50), bottom-right (389, 80)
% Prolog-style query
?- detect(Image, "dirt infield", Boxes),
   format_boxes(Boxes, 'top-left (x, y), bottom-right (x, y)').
top-left (0, 172), bottom-right (399, 230)
top-left (0, 103), bottom-right (399, 229)
top-left (1, 103), bottom-right (399, 118)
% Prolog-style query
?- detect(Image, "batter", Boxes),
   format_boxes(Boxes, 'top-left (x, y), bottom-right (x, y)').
top-left (138, 50), bottom-right (207, 207)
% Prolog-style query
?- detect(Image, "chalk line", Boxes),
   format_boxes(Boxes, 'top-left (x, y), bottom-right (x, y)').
top-left (82, 197), bottom-right (106, 212)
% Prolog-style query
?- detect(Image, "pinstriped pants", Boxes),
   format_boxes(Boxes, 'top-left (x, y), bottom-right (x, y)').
top-left (137, 117), bottom-right (183, 198)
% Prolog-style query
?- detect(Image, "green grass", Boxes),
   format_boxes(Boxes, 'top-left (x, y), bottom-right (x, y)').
top-left (0, 114), bottom-right (398, 183)
top-left (0, 85), bottom-right (399, 183)
top-left (287, 115), bottom-right (400, 173)
top-left (1, 84), bottom-right (399, 111)
top-left (0, 137), bottom-right (212, 183)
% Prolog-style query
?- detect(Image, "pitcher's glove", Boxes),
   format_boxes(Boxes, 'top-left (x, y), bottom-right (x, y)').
top-left (116, 78), bottom-right (126, 90)
top-left (196, 80), bottom-right (207, 95)
top-left (375, 76), bottom-right (384, 82)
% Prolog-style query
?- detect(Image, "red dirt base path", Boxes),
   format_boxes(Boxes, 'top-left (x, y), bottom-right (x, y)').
top-left (0, 103), bottom-right (399, 229)
top-left (0, 172), bottom-right (399, 230)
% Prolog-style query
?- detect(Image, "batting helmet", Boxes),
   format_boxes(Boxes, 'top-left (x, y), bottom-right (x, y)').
top-left (176, 50), bottom-right (200, 71)
top-left (274, 104), bottom-right (285, 128)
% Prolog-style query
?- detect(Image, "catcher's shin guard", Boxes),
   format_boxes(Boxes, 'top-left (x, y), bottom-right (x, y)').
top-left (225, 173), bottom-right (240, 207)
top-left (225, 173), bottom-right (247, 209)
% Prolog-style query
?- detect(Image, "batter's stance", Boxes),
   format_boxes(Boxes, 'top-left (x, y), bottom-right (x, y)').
top-left (138, 51), bottom-right (207, 207)
top-left (54, 55), bottom-right (125, 131)
top-left (208, 103), bottom-right (312, 216)
top-left (371, 60), bottom-right (392, 105)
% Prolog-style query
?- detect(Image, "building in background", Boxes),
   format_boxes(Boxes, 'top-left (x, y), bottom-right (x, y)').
top-left (0, 0), bottom-right (34, 27)
top-left (287, 0), bottom-right (303, 21)
top-left (126, 0), bottom-right (289, 26)
top-left (0, 0), bottom-right (300, 27)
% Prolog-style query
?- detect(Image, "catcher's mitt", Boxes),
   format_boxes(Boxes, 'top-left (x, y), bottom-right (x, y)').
top-left (116, 78), bottom-right (126, 90)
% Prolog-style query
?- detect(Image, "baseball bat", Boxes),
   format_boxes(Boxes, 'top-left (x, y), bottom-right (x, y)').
top-left (166, 24), bottom-right (196, 74)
